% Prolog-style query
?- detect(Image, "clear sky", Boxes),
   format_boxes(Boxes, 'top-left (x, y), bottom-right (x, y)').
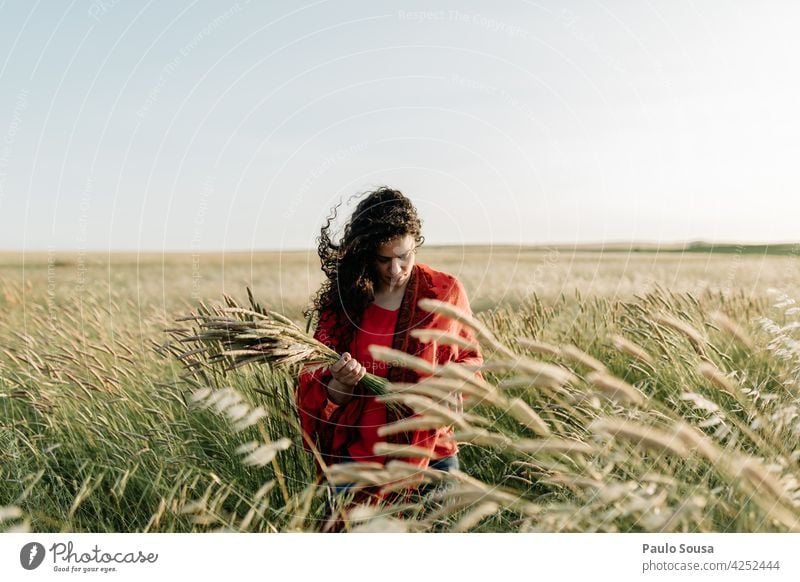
top-left (1, 0), bottom-right (798, 251)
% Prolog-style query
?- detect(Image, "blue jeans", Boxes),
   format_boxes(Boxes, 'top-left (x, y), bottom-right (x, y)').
top-left (429, 455), bottom-right (459, 472)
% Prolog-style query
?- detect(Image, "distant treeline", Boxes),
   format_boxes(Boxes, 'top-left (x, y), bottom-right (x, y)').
top-left (458, 242), bottom-right (800, 256)
top-left (423, 242), bottom-right (800, 256)
top-left (663, 242), bottom-right (800, 256)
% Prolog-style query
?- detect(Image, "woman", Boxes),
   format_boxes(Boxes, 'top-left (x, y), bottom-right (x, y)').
top-left (295, 187), bottom-right (482, 483)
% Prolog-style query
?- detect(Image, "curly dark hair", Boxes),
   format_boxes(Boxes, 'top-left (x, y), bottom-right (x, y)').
top-left (306, 187), bottom-right (424, 342)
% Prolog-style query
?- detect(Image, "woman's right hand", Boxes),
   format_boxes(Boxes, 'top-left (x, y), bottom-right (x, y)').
top-left (326, 352), bottom-right (366, 404)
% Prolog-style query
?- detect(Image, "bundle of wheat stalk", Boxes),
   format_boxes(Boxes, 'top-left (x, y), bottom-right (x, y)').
top-left (165, 288), bottom-right (392, 404)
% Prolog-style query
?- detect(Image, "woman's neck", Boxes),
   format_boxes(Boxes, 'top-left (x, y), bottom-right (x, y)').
top-left (373, 280), bottom-right (408, 310)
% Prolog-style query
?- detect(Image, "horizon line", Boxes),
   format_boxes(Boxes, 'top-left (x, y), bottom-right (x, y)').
top-left (3, 240), bottom-right (800, 254)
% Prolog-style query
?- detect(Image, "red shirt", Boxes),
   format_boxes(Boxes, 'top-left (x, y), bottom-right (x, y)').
top-left (321, 301), bottom-right (460, 464)
top-left (342, 303), bottom-right (399, 462)
top-left (296, 263), bottom-right (482, 469)
top-left (353, 303), bottom-right (398, 378)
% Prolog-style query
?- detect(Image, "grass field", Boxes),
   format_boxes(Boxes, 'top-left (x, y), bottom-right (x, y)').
top-left (2, 246), bottom-right (800, 532)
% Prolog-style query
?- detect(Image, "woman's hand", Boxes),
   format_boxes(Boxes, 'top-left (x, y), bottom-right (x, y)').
top-left (326, 352), bottom-right (366, 405)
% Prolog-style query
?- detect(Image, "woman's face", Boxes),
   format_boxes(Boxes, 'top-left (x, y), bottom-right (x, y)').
top-left (373, 234), bottom-right (417, 291)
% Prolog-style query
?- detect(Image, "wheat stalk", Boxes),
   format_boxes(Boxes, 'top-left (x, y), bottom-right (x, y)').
top-left (168, 290), bottom-right (394, 405)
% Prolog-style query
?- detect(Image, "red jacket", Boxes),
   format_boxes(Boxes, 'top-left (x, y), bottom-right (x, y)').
top-left (295, 263), bottom-right (483, 470)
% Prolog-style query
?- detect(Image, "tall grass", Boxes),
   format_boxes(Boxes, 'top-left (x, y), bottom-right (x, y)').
top-left (372, 289), bottom-right (800, 532)
top-left (0, 279), bottom-right (319, 532)
top-left (2, 258), bottom-right (799, 532)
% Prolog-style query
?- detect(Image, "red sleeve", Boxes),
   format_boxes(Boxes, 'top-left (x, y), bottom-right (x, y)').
top-left (348, 398), bottom-right (388, 464)
top-left (294, 311), bottom-right (337, 453)
top-left (295, 368), bottom-right (331, 453)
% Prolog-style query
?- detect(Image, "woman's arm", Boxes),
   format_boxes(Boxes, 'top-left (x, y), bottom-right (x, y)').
top-left (295, 365), bottom-right (332, 453)
top-left (294, 311), bottom-right (354, 451)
